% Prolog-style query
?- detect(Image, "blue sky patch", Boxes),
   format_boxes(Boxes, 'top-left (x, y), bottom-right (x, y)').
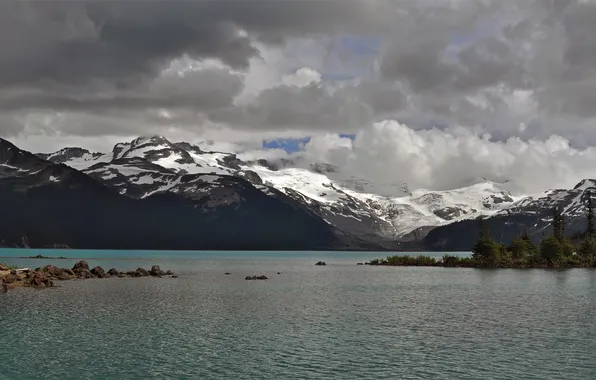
top-left (263, 134), bottom-right (356, 153)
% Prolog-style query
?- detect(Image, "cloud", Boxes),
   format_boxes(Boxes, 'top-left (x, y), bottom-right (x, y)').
top-left (302, 120), bottom-right (596, 196)
top-left (5, 0), bottom-right (596, 194)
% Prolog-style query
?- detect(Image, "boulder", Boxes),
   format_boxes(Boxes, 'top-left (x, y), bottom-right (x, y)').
top-left (134, 268), bottom-right (149, 277)
top-left (72, 260), bottom-right (90, 271)
top-left (0, 263), bottom-right (9, 271)
top-left (166, 270), bottom-right (173, 276)
top-left (107, 268), bottom-right (120, 276)
top-left (315, 261), bottom-right (326, 266)
top-left (245, 275), bottom-right (268, 280)
top-left (27, 271), bottom-right (47, 287)
top-left (171, 275), bottom-right (179, 278)
top-left (58, 273), bottom-right (71, 281)
top-left (2, 274), bottom-right (20, 283)
top-left (42, 265), bottom-right (63, 276)
top-left (90, 266), bottom-right (106, 278)
top-left (149, 265), bottom-right (165, 276)
top-left (61, 268), bottom-right (75, 276)
top-left (118, 274), bottom-right (126, 278)
top-left (76, 269), bottom-right (92, 279)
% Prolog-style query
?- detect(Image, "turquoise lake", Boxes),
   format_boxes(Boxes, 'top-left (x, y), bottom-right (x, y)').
top-left (1, 249), bottom-right (595, 379)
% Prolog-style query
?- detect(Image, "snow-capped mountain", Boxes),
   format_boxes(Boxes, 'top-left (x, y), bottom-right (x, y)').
top-left (422, 179), bottom-right (596, 250)
top-left (0, 136), bottom-right (372, 250)
top-left (38, 135), bottom-right (520, 241)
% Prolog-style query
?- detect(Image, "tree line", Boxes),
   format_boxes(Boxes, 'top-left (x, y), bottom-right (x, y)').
top-left (368, 193), bottom-right (596, 268)
top-left (471, 194), bottom-right (596, 268)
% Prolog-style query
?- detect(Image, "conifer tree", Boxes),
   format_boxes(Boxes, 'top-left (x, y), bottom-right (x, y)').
top-left (587, 192), bottom-right (594, 238)
top-left (552, 206), bottom-right (565, 241)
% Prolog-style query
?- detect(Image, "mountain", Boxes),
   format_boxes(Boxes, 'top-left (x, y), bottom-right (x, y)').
top-left (0, 137), bottom-right (376, 250)
top-left (40, 135), bottom-right (519, 244)
top-left (422, 180), bottom-right (596, 250)
top-left (34, 134), bottom-right (596, 251)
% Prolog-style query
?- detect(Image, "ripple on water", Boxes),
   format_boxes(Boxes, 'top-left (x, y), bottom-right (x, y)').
top-left (1, 262), bottom-right (596, 379)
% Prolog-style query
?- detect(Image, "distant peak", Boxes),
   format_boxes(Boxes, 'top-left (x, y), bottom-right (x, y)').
top-left (131, 135), bottom-right (171, 146)
top-left (574, 179), bottom-right (596, 191)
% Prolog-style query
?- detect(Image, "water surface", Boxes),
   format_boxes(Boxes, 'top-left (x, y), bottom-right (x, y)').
top-left (1, 250), bottom-right (595, 379)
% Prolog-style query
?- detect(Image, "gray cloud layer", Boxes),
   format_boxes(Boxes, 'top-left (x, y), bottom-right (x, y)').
top-left (3, 0), bottom-right (596, 150)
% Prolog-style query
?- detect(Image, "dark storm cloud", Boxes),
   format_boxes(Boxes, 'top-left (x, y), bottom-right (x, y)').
top-left (0, 69), bottom-right (244, 112)
top-left (0, 0), bottom-right (389, 89)
top-left (210, 81), bottom-right (406, 131)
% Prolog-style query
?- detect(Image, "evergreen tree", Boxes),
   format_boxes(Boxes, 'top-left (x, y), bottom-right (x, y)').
top-left (472, 219), bottom-right (500, 267)
top-left (552, 206), bottom-right (565, 241)
top-left (587, 192), bottom-right (595, 238)
top-left (540, 236), bottom-right (563, 267)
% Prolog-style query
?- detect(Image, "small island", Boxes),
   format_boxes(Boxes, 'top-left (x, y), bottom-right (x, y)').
top-left (1, 260), bottom-right (175, 291)
top-left (368, 202), bottom-right (596, 269)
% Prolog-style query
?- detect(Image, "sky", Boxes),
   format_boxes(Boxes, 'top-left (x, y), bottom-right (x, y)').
top-left (3, 0), bottom-right (596, 195)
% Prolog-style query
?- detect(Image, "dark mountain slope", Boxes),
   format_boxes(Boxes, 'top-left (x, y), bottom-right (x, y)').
top-left (0, 138), bottom-right (374, 250)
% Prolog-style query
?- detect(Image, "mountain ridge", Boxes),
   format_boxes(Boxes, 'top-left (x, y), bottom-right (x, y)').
top-left (29, 134), bottom-right (596, 251)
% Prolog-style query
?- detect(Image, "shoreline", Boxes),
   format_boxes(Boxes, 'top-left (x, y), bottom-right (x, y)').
top-left (1, 260), bottom-right (176, 291)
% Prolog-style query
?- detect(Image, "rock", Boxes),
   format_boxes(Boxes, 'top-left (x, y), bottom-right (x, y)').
top-left (166, 270), bottom-right (173, 275)
top-left (72, 260), bottom-right (90, 271)
top-left (0, 263), bottom-right (9, 271)
top-left (126, 271), bottom-right (135, 276)
top-left (2, 274), bottom-right (19, 283)
top-left (42, 265), bottom-right (63, 276)
top-left (76, 269), bottom-right (92, 279)
top-left (315, 261), bottom-right (327, 266)
top-left (43, 279), bottom-right (55, 288)
top-left (171, 275), bottom-right (179, 278)
top-left (134, 268), bottom-right (149, 277)
top-left (2, 282), bottom-right (16, 291)
top-left (118, 274), bottom-right (126, 278)
top-left (224, 272), bottom-right (231, 275)
top-left (245, 275), bottom-right (268, 280)
top-left (149, 265), bottom-right (165, 276)
top-left (90, 266), bottom-right (107, 278)
top-left (277, 272), bottom-right (281, 274)
top-left (58, 273), bottom-right (71, 281)
top-left (357, 263), bottom-right (364, 265)
top-left (107, 268), bottom-right (120, 276)
top-left (27, 271), bottom-right (47, 287)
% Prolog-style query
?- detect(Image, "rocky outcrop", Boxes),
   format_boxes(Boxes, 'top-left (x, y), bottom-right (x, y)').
top-left (1, 262), bottom-right (176, 291)
top-left (133, 268), bottom-right (150, 277)
top-left (72, 260), bottom-right (90, 271)
top-left (90, 266), bottom-right (107, 278)
top-left (149, 265), bottom-right (166, 276)
top-left (245, 275), bottom-right (268, 280)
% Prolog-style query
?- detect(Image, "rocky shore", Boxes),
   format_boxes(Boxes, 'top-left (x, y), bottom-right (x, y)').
top-left (1, 261), bottom-right (176, 291)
